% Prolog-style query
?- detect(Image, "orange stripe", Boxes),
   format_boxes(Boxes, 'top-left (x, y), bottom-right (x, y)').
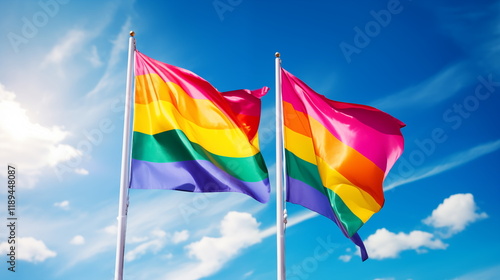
top-left (134, 73), bottom-right (236, 129)
top-left (135, 74), bottom-right (184, 104)
top-left (283, 101), bottom-right (312, 138)
top-left (311, 119), bottom-right (385, 206)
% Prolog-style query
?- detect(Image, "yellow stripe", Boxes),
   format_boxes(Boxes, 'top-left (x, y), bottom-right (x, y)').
top-left (285, 126), bottom-right (381, 222)
top-left (316, 157), bottom-right (382, 223)
top-left (136, 74), bottom-right (241, 130)
top-left (252, 132), bottom-right (260, 150)
top-left (134, 100), bottom-right (259, 158)
top-left (284, 127), bottom-right (316, 164)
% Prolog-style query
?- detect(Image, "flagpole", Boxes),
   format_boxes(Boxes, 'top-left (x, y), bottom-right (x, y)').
top-left (275, 52), bottom-right (286, 280)
top-left (114, 31), bottom-right (136, 280)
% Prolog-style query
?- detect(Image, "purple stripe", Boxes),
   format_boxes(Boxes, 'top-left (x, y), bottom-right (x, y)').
top-left (286, 176), bottom-right (368, 261)
top-left (130, 159), bottom-right (270, 203)
top-left (286, 176), bottom-right (336, 221)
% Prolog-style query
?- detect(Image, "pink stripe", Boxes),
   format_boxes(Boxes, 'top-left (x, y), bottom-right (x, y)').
top-left (281, 68), bottom-right (405, 173)
top-left (135, 50), bottom-right (267, 121)
top-left (135, 51), bottom-right (223, 101)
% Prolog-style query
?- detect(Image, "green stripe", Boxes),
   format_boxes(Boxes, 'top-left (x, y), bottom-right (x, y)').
top-left (285, 149), bottom-right (327, 196)
top-left (326, 188), bottom-right (364, 237)
top-left (132, 130), bottom-right (268, 182)
top-left (285, 149), bottom-right (364, 236)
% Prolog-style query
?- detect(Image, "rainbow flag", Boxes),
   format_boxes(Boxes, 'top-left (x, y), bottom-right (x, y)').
top-left (130, 51), bottom-right (270, 203)
top-left (282, 68), bottom-right (405, 258)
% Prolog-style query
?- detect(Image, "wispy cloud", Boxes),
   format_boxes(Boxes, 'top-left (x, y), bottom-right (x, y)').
top-left (429, 1), bottom-right (500, 73)
top-left (125, 230), bottom-right (168, 262)
top-left (86, 17), bottom-right (132, 98)
top-left (371, 62), bottom-right (472, 111)
top-left (371, 0), bottom-right (500, 114)
top-left (385, 139), bottom-right (500, 191)
top-left (88, 45), bottom-right (103, 67)
top-left (243, 270), bottom-right (254, 278)
top-left (54, 200), bottom-right (70, 210)
top-left (452, 264), bottom-right (500, 280)
top-left (125, 229), bottom-right (190, 262)
top-left (41, 29), bottom-right (86, 69)
top-left (61, 18), bottom-right (133, 139)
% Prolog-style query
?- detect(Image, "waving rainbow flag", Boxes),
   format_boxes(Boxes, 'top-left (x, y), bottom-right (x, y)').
top-left (282, 68), bottom-right (405, 257)
top-left (130, 51), bottom-right (270, 203)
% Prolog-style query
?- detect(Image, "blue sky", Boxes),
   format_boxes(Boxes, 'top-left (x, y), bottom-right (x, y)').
top-left (0, 0), bottom-right (499, 279)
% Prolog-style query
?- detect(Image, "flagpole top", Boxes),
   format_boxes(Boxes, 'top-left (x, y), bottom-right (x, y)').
top-left (129, 31), bottom-right (135, 37)
top-left (275, 52), bottom-right (280, 58)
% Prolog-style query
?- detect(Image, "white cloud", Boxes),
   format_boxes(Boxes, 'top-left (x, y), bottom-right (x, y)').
top-left (423, 193), bottom-right (487, 237)
top-left (385, 139), bottom-right (500, 191)
top-left (125, 230), bottom-right (168, 262)
top-left (48, 143), bottom-right (82, 166)
top-left (164, 211), bottom-right (263, 280)
top-left (187, 211), bottom-right (261, 266)
top-left (0, 237), bottom-right (56, 263)
top-left (74, 168), bottom-right (89, 175)
top-left (364, 228), bottom-right (448, 260)
top-left (339, 254), bottom-right (352, 262)
top-left (0, 84), bottom-right (81, 187)
top-left (54, 200), bottom-right (70, 210)
top-left (104, 224), bottom-right (117, 235)
top-left (70, 235), bottom-right (85, 245)
top-left (339, 248), bottom-right (355, 263)
top-left (172, 230), bottom-right (189, 244)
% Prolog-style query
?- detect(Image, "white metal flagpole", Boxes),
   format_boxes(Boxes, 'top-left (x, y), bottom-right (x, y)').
top-left (114, 31), bottom-right (136, 280)
top-left (275, 52), bottom-right (286, 280)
